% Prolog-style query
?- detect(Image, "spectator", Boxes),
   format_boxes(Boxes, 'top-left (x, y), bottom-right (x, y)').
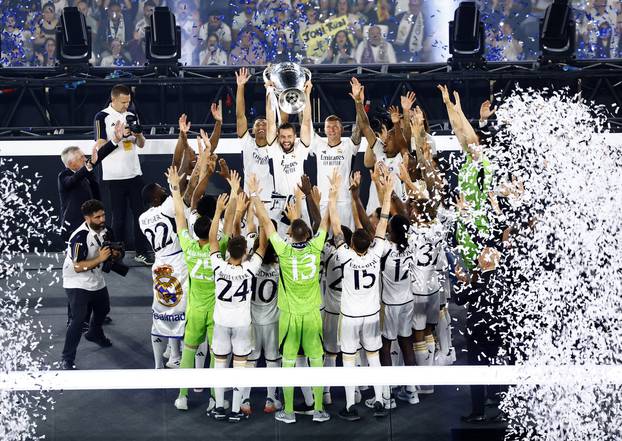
top-left (199, 12), bottom-right (233, 51)
top-left (1, 15), bottom-right (28, 66)
top-left (355, 24), bottom-right (397, 63)
top-left (264, 4), bottom-right (295, 60)
top-left (97, 1), bottom-right (132, 55)
top-left (335, 0), bottom-right (364, 42)
top-left (33, 3), bottom-right (59, 54)
top-left (134, 0), bottom-right (156, 39)
top-left (77, 0), bottom-right (99, 42)
top-left (100, 38), bottom-right (131, 66)
top-left (495, 22), bottom-right (523, 61)
top-left (352, 0), bottom-right (374, 26)
top-left (229, 27), bottom-right (266, 65)
top-left (199, 33), bottom-right (228, 65)
top-left (297, 5), bottom-right (326, 59)
top-left (375, 0), bottom-right (398, 41)
top-left (394, 0), bottom-right (425, 62)
top-left (324, 29), bottom-right (356, 64)
top-left (318, 0), bottom-right (334, 21)
top-left (36, 37), bottom-right (58, 66)
top-left (231, 0), bottom-right (264, 42)
top-left (176, 1), bottom-right (201, 65)
top-left (126, 29), bottom-right (147, 65)
top-left (46, 0), bottom-right (68, 12)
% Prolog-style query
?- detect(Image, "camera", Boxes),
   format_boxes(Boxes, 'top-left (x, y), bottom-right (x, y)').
top-left (126, 114), bottom-right (143, 134)
top-left (101, 238), bottom-right (129, 277)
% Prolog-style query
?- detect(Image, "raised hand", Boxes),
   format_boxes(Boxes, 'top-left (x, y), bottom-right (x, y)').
top-left (327, 168), bottom-right (341, 199)
top-left (311, 186), bottom-right (321, 206)
top-left (211, 103), bottom-right (222, 122)
top-left (199, 128), bottom-right (212, 151)
top-left (400, 91), bottom-right (416, 112)
top-left (235, 67), bottom-right (251, 86)
top-left (215, 193), bottom-right (229, 213)
top-left (410, 106), bottom-right (425, 136)
top-left (90, 145), bottom-right (98, 165)
top-left (452, 91), bottom-right (462, 111)
top-left (284, 200), bottom-right (298, 222)
top-left (217, 158), bottom-right (230, 180)
top-left (179, 113), bottom-right (191, 133)
top-left (237, 192), bottom-right (250, 215)
top-left (304, 80), bottom-right (312, 96)
top-left (388, 105), bottom-right (401, 125)
top-left (480, 100), bottom-right (495, 121)
top-left (298, 174), bottom-right (313, 196)
top-left (398, 162), bottom-right (412, 184)
top-left (349, 77), bottom-right (364, 102)
top-left (349, 170), bottom-right (361, 194)
top-left (247, 174), bottom-right (261, 196)
top-left (437, 84), bottom-right (451, 104)
top-left (227, 169), bottom-right (241, 194)
top-left (165, 165), bottom-right (184, 190)
top-left (206, 154), bottom-right (217, 175)
top-left (113, 120), bottom-right (125, 143)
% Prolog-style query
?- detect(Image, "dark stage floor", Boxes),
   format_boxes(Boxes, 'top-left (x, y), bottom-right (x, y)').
top-left (18, 253), bottom-right (508, 441)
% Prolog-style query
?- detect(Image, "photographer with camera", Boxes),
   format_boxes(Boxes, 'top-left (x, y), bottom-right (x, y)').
top-left (94, 84), bottom-right (153, 265)
top-left (61, 199), bottom-right (128, 370)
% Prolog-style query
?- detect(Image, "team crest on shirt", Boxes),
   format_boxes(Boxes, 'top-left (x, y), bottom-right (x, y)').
top-left (154, 265), bottom-right (183, 307)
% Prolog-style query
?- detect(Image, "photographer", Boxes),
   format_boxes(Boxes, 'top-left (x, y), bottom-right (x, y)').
top-left (94, 84), bottom-right (152, 265)
top-left (61, 200), bottom-right (127, 370)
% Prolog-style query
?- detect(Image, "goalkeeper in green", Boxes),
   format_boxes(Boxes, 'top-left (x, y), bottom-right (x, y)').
top-left (247, 172), bottom-right (337, 424)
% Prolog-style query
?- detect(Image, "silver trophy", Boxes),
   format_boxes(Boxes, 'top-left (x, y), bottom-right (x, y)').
top-left (263, 62), bottom-right (312, 114)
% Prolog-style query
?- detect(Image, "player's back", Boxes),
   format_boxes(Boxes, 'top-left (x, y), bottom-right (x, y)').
top-left (139, 196), bottom-right (180, 261)
top-left (410, 221), bottom-right (447, 295)
top-left (337, 240), bottom-right (386, 317)
top-left (381, 242), bottom-right (414, 305)
top-left (323, 243), bottom-right (346, 315)
top-left (251, 261), bottom-right (279, 325)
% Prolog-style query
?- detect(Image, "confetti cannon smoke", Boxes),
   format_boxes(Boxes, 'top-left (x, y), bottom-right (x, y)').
top-left (0, 158), bottom-right (59, 441)
top-left (485, 89), bottom-right (622, 440)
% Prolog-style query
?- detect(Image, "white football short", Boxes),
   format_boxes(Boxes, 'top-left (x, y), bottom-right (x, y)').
top-left (412, 291), bottom-right (441, 331)
top-left (339, 313), bottom-right (382, 355)
top-left (211, 324), bottom-right (252, 357)
top-left (382, 302), bottom-right (414, 340)
top-left (322, 310), bottom-right (341, 354)
top-left (249, 322), bottom-right (280, 362)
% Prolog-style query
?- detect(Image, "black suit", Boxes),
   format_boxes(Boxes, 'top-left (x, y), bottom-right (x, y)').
top-left (58, 140), bottom-right (119, 240)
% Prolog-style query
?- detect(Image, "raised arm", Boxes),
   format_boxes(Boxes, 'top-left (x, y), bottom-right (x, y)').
top-left (389, 105), bottom-right (409, 154)
top-left (166, 165), bottom-right (188, 232)
top-left (327, 170), bottom-right (342, 241)
top-left (174, 114), bottom-right (191, 168)
top-left (265, 82), bottom-right (278, 144)
top-left (375, 174), bottom-right (394, 239)
top-left (437, 85), bottom-right (478, 155)
top-left (208, 104), bottom-right (223, 153)
top-left (210, 194), bottom-right (229, 253)
top-left (183, 135), bottom-right (208, 207)
top-left (235, 67), bottom-right (250, 138)
top-left (410, 107), bottom-right (443, 201)
top-left (400, 92), bottom-right (416, 142)
top-left (300, 81), bottom-right (313, 147)
top-left (223, 170), bottom-right (241, 237)
top-left (349, 171), bottom-right (374, 234)
top-left (233, 192), bottom-right (249, 237)
top-left (298, 175), bottom-right (321, 233)
top-left (248, 174), bottom-right (276, 238)
top-left (191, 154), bottom-right (216, 210)
top-left (350, 77), bottom-right (377, 167)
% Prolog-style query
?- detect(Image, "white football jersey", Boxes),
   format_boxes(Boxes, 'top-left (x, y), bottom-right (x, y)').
top-left (366, 139), bottom-right (406, 210)
top-left (250, 262), bottom-right (279, 325)
top-left (311, 135), bottom-right (359, 203)
top-left (139, 196), bottom-right (181, 259)
top-left (241, 131), bottom-right (273, 201)
top-left (267, 139), bottom-right (310, 197)
top-left (380, 242), bottom-right (414, 305)
top-left (322, 243), bottom-right (347, 315)
top-left (337, 239), bottom-right (387, 317)
top-left (211, 252), bottom-right (263, 328)
top-left (409, 221), bottom-right (448, 295)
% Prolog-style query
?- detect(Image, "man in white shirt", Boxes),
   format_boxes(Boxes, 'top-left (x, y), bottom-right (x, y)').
top-left (310, 115), bottom-right (361, 228)
top-left (94, 84), bottom-right (151, 265)
top-left (355, 25), bottom-right (397, 64)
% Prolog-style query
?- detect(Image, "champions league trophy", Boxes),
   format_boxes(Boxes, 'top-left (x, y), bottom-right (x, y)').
top-left (263, 62), bottom-right (312, 114)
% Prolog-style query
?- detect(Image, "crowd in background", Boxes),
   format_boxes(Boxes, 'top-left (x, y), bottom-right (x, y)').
top-left (1, 0), bottom-right (621, 67)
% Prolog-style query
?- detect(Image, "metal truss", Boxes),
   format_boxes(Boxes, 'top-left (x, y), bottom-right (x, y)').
top-left (1, 60), bottom-right (622, 139)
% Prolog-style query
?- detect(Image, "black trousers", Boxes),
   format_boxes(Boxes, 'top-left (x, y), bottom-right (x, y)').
top-left (104, 175), bottom-right (149, 254)
top-left (62, 287), bottom-right (110, 363)
top-left (467, 337), bottom-right (502, 415)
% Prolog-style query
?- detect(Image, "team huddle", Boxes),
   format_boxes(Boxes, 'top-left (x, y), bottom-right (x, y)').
top-left (137, 70), bottom-right (458, 424)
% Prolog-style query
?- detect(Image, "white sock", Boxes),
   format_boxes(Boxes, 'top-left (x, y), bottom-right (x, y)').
top-left (242, 360), bottom-right (257, 400)
top-left (169, 338), bottom-right (181, 360)
top-left (195, 339), bottom-right (208, 368)
top-left (437, 309), bottom-right (450, 357)
top-left (444, 309), bottom-right (453, 349)
top-left (151, 336), bottom-right (167, 369)
top-left (366, 352), bottom-right (384, 403)
top-left (425, 335), bottom-right (435, 366)
top-left (232, 359), bottom-right (246, 412)
top-left (266, 359), bottom-right (280, 400)
top-left (343, 355), bottom-right (356, 409)
top-left (323, 354), bottom-right (337, 394)
top-left (296, 356), bottom-right (314, 406)
top-left (214, 357), bottom-right (228, 408)
top-left (414, 341), bottom-right (427, 366)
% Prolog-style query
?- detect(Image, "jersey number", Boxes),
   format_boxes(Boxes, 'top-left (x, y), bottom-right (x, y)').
top-left (291, 255), bottom-right (317, 281)
top-left (217, 278), bottom-right (249, 302)
top-left (328, 265), bottom-right (344, 292)
top-left (353, 269), bottom-right (376, 290)
top-left (393, 258), bottom-right (411, 283)
top-left (189, 258), bottom-right (210, 280)
top-left (252, 278), bottom-right (277, 303)
top-left (144, 222), bottom-right (172, 252)
top-left (417, 241), bottom-right (441, 267)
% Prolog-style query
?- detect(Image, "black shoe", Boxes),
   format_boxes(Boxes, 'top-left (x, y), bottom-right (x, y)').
top-left (461, 413), bottom-right (487, 423)
top-left (338, 406), bottom-right (360, 422)
top-left (293, 402), bottom-right (314, 415)
top-left (61, 360), bottom-right (77, 370)
top-left (104, 316), bottom-right (112, 324)
top-left (372, 401), bottom-right (388, 418)
top-left (84, 333), bottom-right (112, 347)
top-left (228, 411), bottom-right (248, 423)
top-left (211, 407), bottom-right (227, 421)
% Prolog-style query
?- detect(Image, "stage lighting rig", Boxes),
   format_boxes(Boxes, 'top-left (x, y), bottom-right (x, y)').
top-left (145, 7), bottom-right (182, 74)
top-left (56, 7), bottom-right (92, 69)
top-left (539, 0), bottom-right (576, 64)
top-left (448, 1), bottom-right (485, 70)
